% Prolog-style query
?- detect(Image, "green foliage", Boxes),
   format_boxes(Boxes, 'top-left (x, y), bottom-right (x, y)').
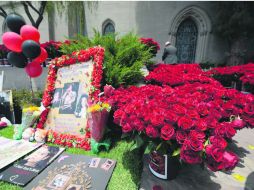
top-left (214, 2), bottom-right (254, 41)
top-left (60, 31), bottom-right (153, 88)
top-left (12, 90), bottom-right (43, 108)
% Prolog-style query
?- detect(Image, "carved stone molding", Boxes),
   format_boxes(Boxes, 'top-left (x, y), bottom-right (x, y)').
top-left (168, 6), bottom-right (212, 63)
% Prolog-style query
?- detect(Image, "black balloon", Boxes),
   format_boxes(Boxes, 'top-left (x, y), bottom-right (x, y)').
top-left (6, 14), bottom-right (26, 34)
top-left (22, 40), bottom-right (41, 59)
top-left (7, 52), bottom-right (28, 68)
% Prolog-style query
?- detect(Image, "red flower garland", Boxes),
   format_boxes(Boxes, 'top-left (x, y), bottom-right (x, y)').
top-left (37, 46), bottom-right (105, 150)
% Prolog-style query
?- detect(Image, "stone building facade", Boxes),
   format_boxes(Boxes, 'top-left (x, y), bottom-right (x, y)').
top-left (0, 1), bottom-right (228, 64)
top-left (0, 1), bottom-right (235, 89)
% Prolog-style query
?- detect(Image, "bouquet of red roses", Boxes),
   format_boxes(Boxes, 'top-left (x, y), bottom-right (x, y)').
top-left (104, 80), bottom-right (254, 172)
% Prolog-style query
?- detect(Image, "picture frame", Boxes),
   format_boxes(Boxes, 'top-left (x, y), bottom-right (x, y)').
top-left (0, 90), bottom-right (15, 124)
top-left (37, 47), bottom-right (105, 150)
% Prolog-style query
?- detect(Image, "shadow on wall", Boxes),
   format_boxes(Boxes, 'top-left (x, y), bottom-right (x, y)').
top-left (1, 67), bottom-right (48, 90)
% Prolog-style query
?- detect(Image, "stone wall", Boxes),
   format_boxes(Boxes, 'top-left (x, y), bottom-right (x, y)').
top-left (0, 67), bottom-right (48, 90)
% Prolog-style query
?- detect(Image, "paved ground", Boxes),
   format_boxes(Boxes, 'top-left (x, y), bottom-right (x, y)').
top-left (140, 128), bottom-right (254, 190)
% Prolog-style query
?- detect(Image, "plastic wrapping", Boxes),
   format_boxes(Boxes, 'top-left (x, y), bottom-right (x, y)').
top-left (88, 109), bottom-right (109, 142)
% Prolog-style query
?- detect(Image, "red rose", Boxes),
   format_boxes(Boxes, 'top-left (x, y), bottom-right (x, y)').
top-left (113, 109), bottom-right (124, 124)
top-left (205, 144), bottom-right (224, 162)
top-left (232, 117), bottom-right (245, 129)
top-left (197, 104), bottom-right (209, 117)
top-left (178, 116), bottom-right (193, 130)
top-left (209, 136), bottom-right (227, 149)
top-left (176, 130), bottom-right (187, 144)
top-left (146, 126), bottom-right (159, 138)
top-left (160, 124), bottom-right (175, 141)
top-left (122, 123), bottom-right (133, 133)
top-left (180, 147), bottom-right (202, 164)
top-left (189, 139), bottom-right (204, 152)
top-left (195, 119), bottom-right (207, 131)
top-left (172, 104), bottom-right (187, 116)
top-left (221, 151), bottom-right (239, 171)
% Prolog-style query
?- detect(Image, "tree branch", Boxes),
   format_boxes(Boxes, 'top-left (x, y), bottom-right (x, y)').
top-left (0, 6), bottom-right (7, 18)
top-left (25, 1), bottom-right (40, 15)
top-left (22, 2), bottom-right (36, 26)
top-left (35, 1), bottom-right (47, 28)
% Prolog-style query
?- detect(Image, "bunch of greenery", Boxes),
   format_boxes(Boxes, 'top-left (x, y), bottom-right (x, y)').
top-left (12, 89), bottom-right (43, 108)
top-left (60, 31), bottom-right (154, 88)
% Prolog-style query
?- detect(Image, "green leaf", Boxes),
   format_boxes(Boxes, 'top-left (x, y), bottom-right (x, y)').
top-left (121, 133), bottom-right (130, 139)
top-left (204, 139), bottom-right (209, 147)
top-left (135, 135), bottom-right (144, 149)
top-left (172, 148), bottom-right (180, 157)
top-left (144, 142), bottom-right (155, 154)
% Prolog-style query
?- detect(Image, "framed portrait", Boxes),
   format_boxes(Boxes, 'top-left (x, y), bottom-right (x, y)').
top-left (0, 90), bottom-right (15, 123)
top-left (37, 47), bottom-right (105, 149)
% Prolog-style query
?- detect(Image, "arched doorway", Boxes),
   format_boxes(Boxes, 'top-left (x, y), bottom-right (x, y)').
top-left (175, 19), bottom-right (198, 63)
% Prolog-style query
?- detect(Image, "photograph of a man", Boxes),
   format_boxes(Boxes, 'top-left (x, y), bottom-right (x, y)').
top-left (59, 83), bottom-right (79, 114)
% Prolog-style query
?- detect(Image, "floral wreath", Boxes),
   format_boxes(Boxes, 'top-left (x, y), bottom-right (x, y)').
top-left (36, 46), bottom-right (105, 150)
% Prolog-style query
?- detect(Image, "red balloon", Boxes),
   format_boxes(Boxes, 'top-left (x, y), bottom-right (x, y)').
top-left (25, 61), bottom-right (42, 78)
top-left (2, 32), bottom-right (22, 52)
top-left (34, 47), bottom-right (48, 63)
top-left (20, 25), bottom-right (40, 42)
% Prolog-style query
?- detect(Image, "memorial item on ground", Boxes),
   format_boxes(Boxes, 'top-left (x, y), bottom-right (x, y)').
top-left (22, 128), bottom-right (36, 141)
top-left (0, 145), bottom-right (64, 186)
top-left (15, 106), bottom-right (40, 140)
top-left (24, 153), bottom-right (116, 190)
top-left (0, 137), bottom-right (42, 170)
top-left (37, 47), bottom-right (105, 150)
top-left (104, 64), bottom-right (254, 177)
top-left (87, 102), bottom-right (111, 153)
top-left (0, 90), bottom-right (15, 124)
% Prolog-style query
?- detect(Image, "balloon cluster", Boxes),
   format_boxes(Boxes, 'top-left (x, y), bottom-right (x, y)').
top-left (2, 14), bottom-right (48, 78)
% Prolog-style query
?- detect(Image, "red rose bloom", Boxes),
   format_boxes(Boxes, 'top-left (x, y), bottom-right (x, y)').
top-left (221, 151), bottom-right (239, 170)
top-left (146, 126), bottom-right (159, 138)
top-left (160, 124), bottom-right (175, 141)
top-left (178, 116), bottom-right (193, 130)
top-left (176, 130), bottom-right (187, 144)
top-left (180, 147), bottom-right (202, 164)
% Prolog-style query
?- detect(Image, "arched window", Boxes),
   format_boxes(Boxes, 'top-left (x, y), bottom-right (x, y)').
top-left (168, 6), bottom-right (212, 63)
top-left (102, 19), bottom-right (115, 35)
top-left (175, 19), bottom-right (198, 63)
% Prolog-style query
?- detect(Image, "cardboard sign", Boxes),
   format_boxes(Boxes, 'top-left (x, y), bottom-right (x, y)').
top-left (0, 137), bottom-right (42, 170)
top-left (24, 153), bottom-right (116, 190)
top-left (0, 145), bottom-right (64, 186)
top-left (44, 60), bottom-right (93, 136)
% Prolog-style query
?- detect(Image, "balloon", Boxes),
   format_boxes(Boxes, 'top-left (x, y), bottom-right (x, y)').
top-left (34, 47), bottom-right (48, 63)
top-left (20, 25), bottom-right (40, 42)
top-left (7, 52), bottom-right (28, 68)
top-left (5, 14), bottom-right (26, 34)
top-left (2, 32), bottom-right (23, 52)
top-left (25, 61), bottom-right (42, 78)
top-left (22, 40), bottom-right (41, 59)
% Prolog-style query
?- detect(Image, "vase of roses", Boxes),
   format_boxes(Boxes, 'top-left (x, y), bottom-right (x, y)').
top-left (147, 141), bottom-right (181, 180)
